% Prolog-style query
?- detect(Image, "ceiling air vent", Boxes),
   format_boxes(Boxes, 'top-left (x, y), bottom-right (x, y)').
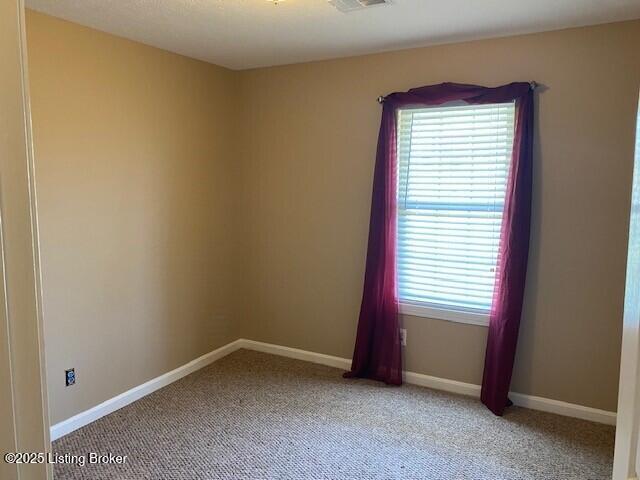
top-left (328, 0), bottom-right (391, 13)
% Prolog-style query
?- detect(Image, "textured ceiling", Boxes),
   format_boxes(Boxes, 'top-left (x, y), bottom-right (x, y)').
top-left (26, 0), bottom-right (640, 70)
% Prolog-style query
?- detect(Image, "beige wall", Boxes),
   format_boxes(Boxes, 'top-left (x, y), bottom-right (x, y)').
top-left (26, 10), bottom-right (240, 424)
top-left (237, 21), bottom-right (640, 412)
top-left (1, 3), bottom-right (50, 479)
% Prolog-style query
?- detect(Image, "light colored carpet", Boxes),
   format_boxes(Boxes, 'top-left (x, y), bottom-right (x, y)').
top-left (53, 349), bottom-right (614, 479)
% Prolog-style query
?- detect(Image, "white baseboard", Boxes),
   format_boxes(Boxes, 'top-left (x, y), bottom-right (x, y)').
top-left (50, 339), bottom-right (244, 440)
top-left (403, 370), bottom-right (482, 397)
top-left (238, 339), bottom-right (617, 426)
top-left (508, 392), bottom-right (616, 425)
top-left (50, 337), bottom-right (616, 440)
top-left (240, 339), bottom-right (352, 370)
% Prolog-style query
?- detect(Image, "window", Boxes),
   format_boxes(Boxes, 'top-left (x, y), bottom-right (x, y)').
top-left (397, 101), bottom-right (516, 326)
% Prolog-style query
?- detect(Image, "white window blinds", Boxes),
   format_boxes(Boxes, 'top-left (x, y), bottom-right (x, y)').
top-left (397, 101), bottom-right (516, 314)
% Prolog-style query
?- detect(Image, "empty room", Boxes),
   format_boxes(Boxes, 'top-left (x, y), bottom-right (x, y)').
top-left (2, 0), bottom-right (640, 479)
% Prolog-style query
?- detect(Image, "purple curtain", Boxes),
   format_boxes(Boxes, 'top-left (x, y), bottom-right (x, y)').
top-left (480, 86), bottom-right (534, 416)
top-left (344, 101), bottom-right (402, 385)
top-left (345, 82), bottom-right (534, 415)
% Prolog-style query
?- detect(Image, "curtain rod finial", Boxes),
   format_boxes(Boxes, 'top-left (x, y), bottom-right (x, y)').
top-left (377, 96), bottom-right (386, 104)
top-left (529, 81), bottom-right (538, 90)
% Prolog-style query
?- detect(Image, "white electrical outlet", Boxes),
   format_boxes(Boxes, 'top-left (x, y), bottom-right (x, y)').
top-left (399, 328), bottom-right (407, 347)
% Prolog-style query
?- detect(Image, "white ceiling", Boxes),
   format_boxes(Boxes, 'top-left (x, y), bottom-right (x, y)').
top-left (26, 0), bottom-right (640, 70)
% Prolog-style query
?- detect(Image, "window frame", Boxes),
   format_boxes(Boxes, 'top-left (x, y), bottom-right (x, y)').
top-left (398, 301), bottom-right (490, 326)
top-left (395, 101), bottom-right (515, 327)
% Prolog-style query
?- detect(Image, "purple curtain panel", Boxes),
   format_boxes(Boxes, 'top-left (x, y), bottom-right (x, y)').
top-left (344, 101), bottom-right (402, 385)
top-left (345, 82), bottom-right (534, 416)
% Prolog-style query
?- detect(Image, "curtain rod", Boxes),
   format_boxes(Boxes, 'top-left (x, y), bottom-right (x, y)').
top-left (377, 81), bottom-right (538, 104)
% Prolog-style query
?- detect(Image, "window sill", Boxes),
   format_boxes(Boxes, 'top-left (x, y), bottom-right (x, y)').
top-left (399, 302), bottom-right (489, 327)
